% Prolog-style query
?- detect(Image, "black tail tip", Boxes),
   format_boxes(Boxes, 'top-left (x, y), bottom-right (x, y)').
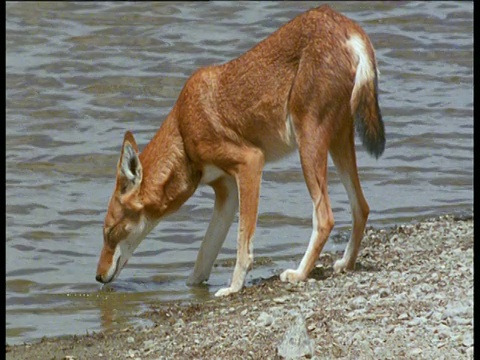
top-left (355, 114), bottom-right (386, 159)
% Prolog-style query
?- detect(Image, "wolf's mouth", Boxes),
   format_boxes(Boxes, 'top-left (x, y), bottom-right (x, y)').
top-left (103, 256), bottom-right (122, 284)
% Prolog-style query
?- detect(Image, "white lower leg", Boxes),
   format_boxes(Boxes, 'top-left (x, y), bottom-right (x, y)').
top-left (281, 201), bottom-right (332, 283)
top-left (187, 178), bottom-right (237, 285)
top-left (334, 190), bottom-right (368, 272)
top-left (215, 234), bottom-right (253, 297)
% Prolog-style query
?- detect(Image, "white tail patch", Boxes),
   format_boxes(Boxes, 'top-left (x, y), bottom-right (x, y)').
top-left (347, 35), bottom-right (374, 87)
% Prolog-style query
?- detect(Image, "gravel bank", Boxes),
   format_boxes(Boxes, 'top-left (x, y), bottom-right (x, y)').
top-left (6, 214), bottom-right (473, 359)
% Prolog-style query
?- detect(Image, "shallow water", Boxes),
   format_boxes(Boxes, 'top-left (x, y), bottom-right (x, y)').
top-left (6, 1), bottom-right (473, 344)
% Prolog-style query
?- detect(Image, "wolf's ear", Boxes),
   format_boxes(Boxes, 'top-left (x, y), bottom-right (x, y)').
top-left (117, 131), bottom-right (142, 195)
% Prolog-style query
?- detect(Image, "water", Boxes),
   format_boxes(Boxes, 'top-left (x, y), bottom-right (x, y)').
top-left (6, 1), bottom-right (473, 345)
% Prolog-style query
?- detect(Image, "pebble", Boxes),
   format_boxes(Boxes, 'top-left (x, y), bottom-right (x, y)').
top-left (350, 296), bottom-right (366, 309)
top-left (175, 318), bottom-right (185, 328)
top-left (257, 312), bottom-right (273, 327)
top-left (466, 346), bottom-right (474, 358)
top-left (379, 288), bottom-right (390, 298)
top-left (304, 310), bottom-right (314, 320)
top-left (143, 340), bottom-right (156, 349)
top-left (462, 333), bottom-right (474, 347)
top-left (277, 312), bottom-right (313, 359)
top-left (127, 336), bottom-right (135, 344)
top-left (452, 316), bottom-right (471, 325)
top-left (407, 317), bottom-right (426, 326)
top-left (385, 325), bottom-right (395, 333)
top-left (273, 297), bottom-right (288, 304)
top-left (409, 348), bottom-right (423, 356)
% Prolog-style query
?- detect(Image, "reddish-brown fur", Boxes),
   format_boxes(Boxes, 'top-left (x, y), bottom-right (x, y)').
top-left (96, 5), bottom-right (385, 296)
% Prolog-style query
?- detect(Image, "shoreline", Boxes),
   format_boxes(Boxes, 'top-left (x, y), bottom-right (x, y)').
top-left (6, 213), bottom-right (473, 359)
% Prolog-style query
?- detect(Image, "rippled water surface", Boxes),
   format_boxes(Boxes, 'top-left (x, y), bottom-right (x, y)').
top-left (6, 1), bottom-right (473, 344)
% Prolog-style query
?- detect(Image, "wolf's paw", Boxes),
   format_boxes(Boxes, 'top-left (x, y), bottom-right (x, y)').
top-left (280, 269), bottom-right (306, 283)
top-left (333, 258), bottom-right (354, 273)
top-left (215, 286), bottom-right (240, 297)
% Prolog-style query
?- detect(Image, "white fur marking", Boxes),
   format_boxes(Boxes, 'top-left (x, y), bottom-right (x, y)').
top-left (105, 216), bottom-right (160, 282)
top-left (284, 113), bottom-right (296, 146)
top-left (297, 202), bottom-right (318, 274)
top-left (188, 177), bottom-right (238, 285)
top-left (347, 35), bottom-right (374, 87)
top-left (201, 165), bottom-right (226, 184)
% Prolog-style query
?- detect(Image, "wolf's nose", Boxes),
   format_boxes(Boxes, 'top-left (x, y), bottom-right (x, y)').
top-left (95, 274), bottom-right (104, 283)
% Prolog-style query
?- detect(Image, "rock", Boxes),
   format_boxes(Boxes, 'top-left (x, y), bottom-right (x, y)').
top-left (436, 324), bottom-right (452, 339)
top-left (385, 325), bottom-right (395, 333)
top-left (277, 312), bottom-right (314, 359)
top-left (379, 288), bottom-right (390, 298)
top-left (304, 310), bottom-right (314, 320)
top-left (270, 306), bottom-right (286, 318)
top-left (443, 302), bottom-right (470, 318)
top-left (350, 296), bottom-right (366, 309)
top-left (452, 316), bottom-right (471, 325)
top-left (409, 348), bottom-right (423, 356)
top-left (174, 319), bottom-right (185, 328)
top-left (466, 346), bottom-right (474, 358)
top-left (462, 333), bottom-right (474, 347)
top-left (127, 336), bottom-right (135, 343)
top-left (257, 312), bottom-right (273, 327)
top-left (143, 339), bottom-right (156, 349)
top-left (407, 317), bottom-right (426, 326)
top-left (273, 297), bottom-right (288, 304)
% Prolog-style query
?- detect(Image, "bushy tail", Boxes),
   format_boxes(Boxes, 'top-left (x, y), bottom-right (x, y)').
top-left (349, 35), bottom-right (385, 159)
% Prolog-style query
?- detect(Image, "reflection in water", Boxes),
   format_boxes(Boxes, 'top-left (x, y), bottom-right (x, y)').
top-left (6, 1), bottom-right (473, 345)
top-left (97, 287), bottom-right (121, 329)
